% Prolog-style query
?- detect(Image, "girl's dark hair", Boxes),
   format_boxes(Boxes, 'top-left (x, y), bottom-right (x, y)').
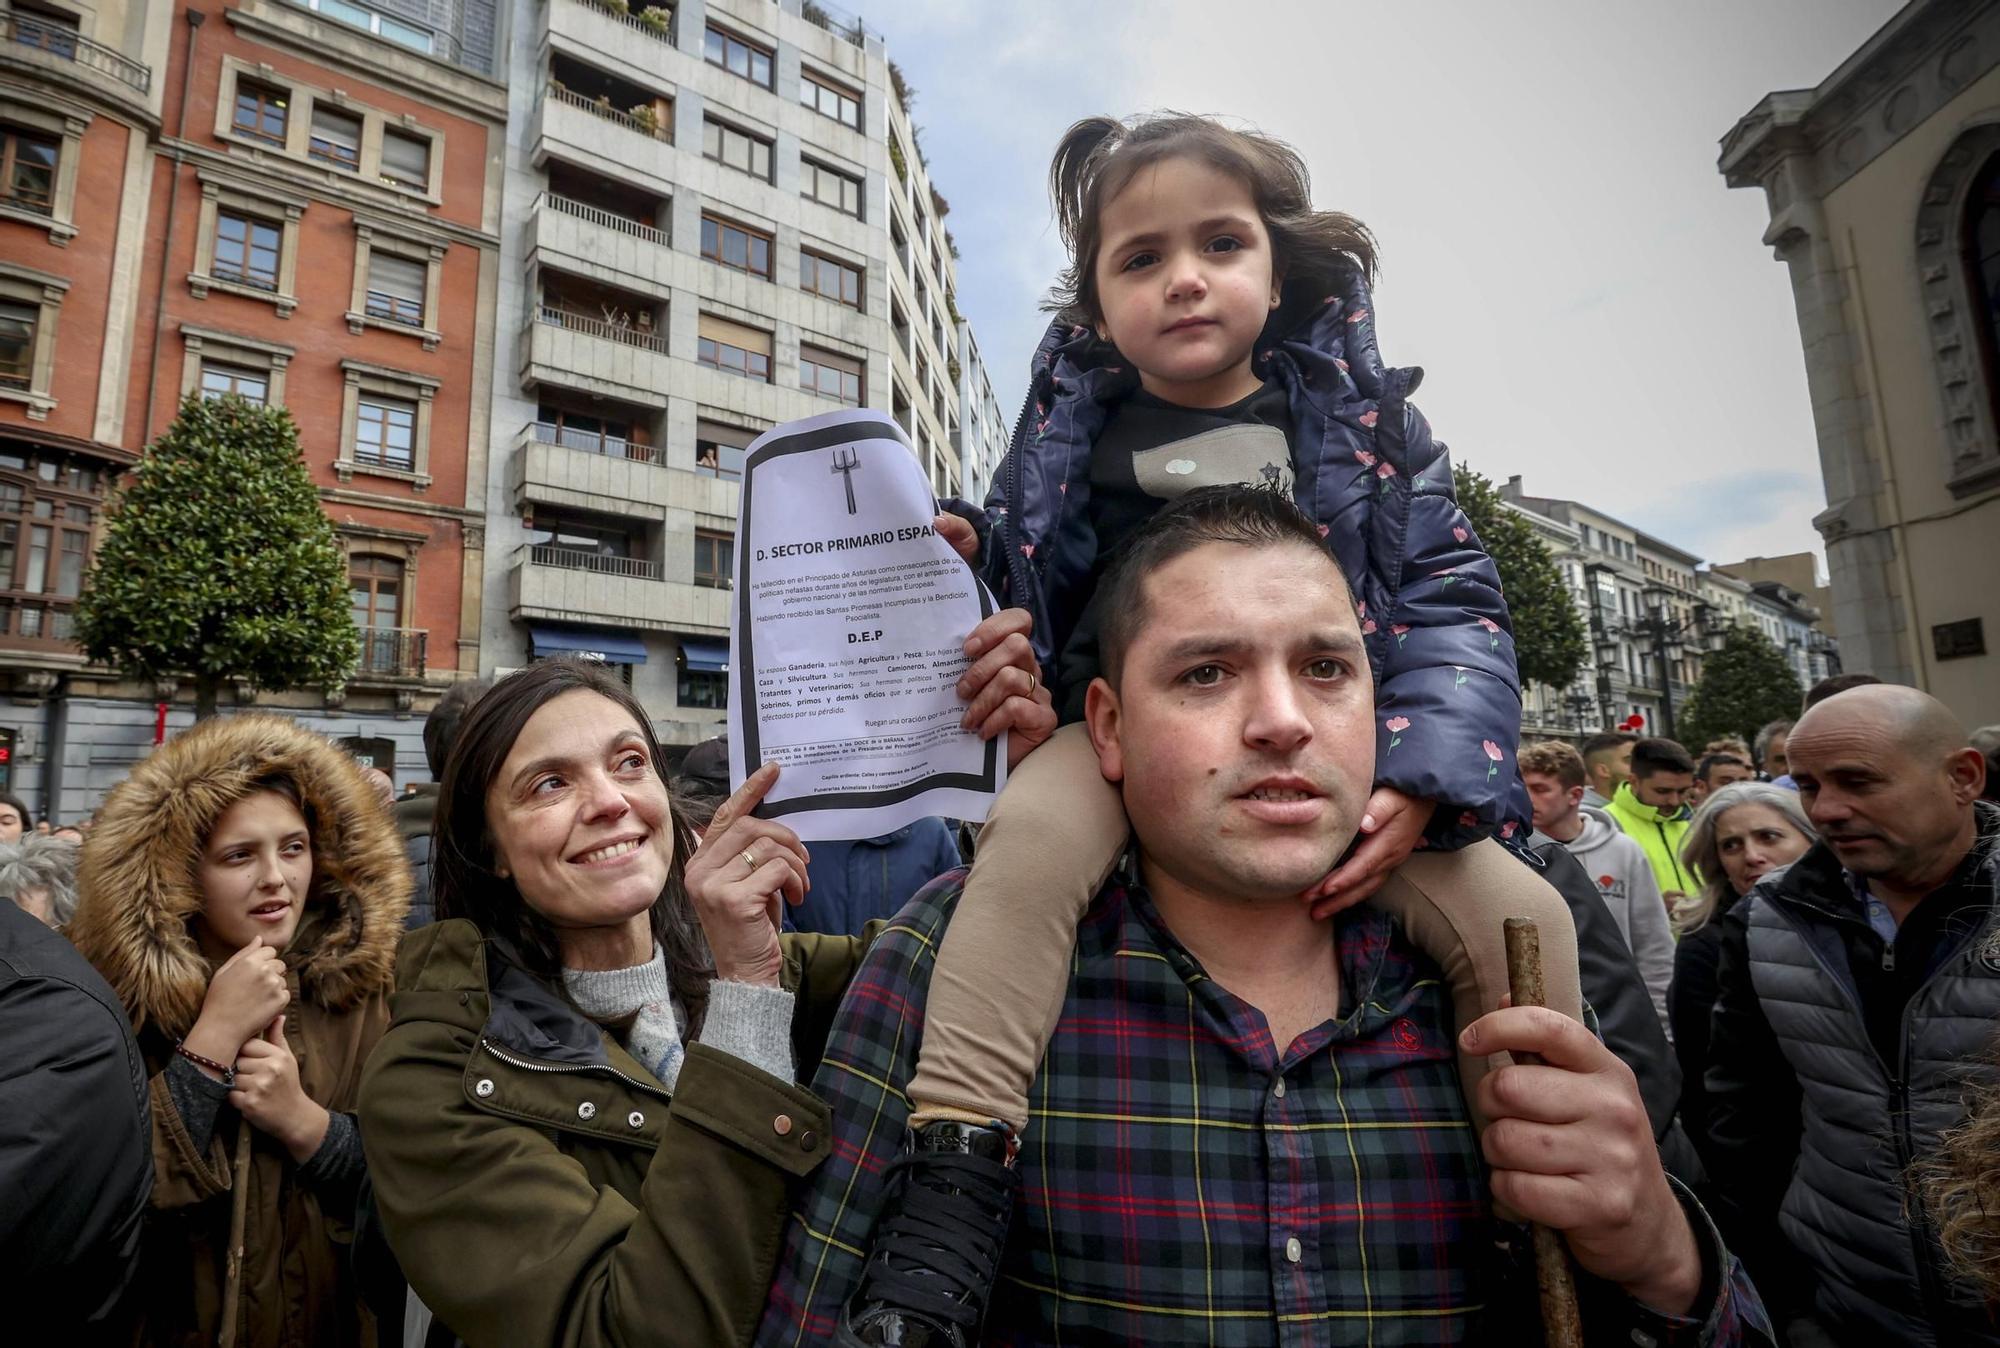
top-left (1046, 112), bottom-right (1378, 329)
top-left (432, 659), bottom-right (712, 1028)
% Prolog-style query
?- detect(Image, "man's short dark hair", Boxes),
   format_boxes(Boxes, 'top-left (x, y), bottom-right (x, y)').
top-left (1802, 672), bottom-right (1882, 712)
top-left (424, 678), bottom-right (491, 780)
top-left (1631, 737), bottom-right (1696, 779)
top-left (1580, 731), bottom-right (1638, 763)
top-left (1696, 752), bottom-right (1749, 783)
top-left (1096, 484), bottom-right (1351, 686)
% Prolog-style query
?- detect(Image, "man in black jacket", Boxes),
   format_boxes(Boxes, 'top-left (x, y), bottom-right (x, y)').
top-left (0, 897), bottom-right (152, 1336)
top-left (1705, 684), bottom-right (1997, 1347)
top-left (396, 677), bottom-right (488, 929)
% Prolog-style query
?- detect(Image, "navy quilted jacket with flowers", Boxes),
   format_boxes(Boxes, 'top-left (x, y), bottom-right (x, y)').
top-left (975, 266), bottom-right (1528, 844)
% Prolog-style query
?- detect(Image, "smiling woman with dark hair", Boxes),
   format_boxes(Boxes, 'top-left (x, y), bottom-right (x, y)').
top-left (357, 659), bottom-right (876, 1348)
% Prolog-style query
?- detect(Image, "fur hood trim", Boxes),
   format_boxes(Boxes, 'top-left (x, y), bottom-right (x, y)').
top-left (69, 713), bottom-right (411, 1037)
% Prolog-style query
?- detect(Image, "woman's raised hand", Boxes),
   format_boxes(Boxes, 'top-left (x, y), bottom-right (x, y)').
top-left (182, 937), bottom-right (290, 1071)
top-left (684, 763), bottom-right (810, 987)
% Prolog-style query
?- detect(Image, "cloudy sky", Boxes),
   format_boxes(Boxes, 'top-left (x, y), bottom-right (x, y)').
top-left (861, 0), bottom-right (1905, 570)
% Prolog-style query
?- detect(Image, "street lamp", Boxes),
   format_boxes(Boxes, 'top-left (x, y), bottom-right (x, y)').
top-left (1630, 594), bottom-right (1728, 743)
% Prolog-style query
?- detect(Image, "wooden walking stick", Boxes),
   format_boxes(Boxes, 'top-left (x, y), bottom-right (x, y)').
top-left (1503, 917), bottom-right (1585, 1348)
top-left (217, 1121), bottom-right (253, 1348)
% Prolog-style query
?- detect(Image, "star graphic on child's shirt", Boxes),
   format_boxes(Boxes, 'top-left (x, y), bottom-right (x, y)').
top-left (1260, 462), bottom-right (1282, 485)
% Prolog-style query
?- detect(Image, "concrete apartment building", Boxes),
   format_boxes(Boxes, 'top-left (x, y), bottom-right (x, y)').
top-left (480, 0), bottom-right (979, 749)
top-left (0, 0), bottom-right (505, 819)
top-left (955, 317), bottom-right (1008, 505)
top-left (1721, 0), bottom-right (2000, 726)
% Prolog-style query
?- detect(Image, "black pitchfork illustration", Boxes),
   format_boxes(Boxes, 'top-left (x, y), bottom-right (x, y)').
top-left (831, 447), bottom-right (861, 515)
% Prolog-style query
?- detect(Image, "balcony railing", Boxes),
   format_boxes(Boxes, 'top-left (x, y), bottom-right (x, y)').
top-left (530, 419), bottom-right (662, 464)
top-left (0, 599), bottom-right (75, 643)
top-left (547, 83), bottom-right (671, 143)
top-left (536, 303), bottom-right (668, 354)
top-left (4, 12), bottom-right (151, 94)
top-left (540, 192), bottom-right (670, 248)
top-left (355, 627), bottom-right (427, 678)
top-left (568, 0), bottom-right (676, 44)
top-left (528, 544), bottom-right (663, 580)
top-left (798, 0), bottom-right (874, 48)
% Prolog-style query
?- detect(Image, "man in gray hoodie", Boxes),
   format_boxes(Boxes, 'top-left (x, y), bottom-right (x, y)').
top-left (1522, 740), bottom-right (1674, 1035)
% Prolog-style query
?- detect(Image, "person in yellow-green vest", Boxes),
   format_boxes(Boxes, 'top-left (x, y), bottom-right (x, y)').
top-left (1604, 737), bottom-right (1699, 902)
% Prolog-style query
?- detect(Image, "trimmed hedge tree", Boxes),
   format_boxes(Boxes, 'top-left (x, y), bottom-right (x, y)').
top-left (1675, 624), bottom-right (1805, 754)
top-left (76, 394), bottom-right (358, 719)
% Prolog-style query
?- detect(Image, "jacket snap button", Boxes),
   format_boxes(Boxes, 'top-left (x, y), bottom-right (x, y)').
top-left (799, 1130), bottom-right (818, 1150)
top-left (627, 1111), bottom-right (645, 1129)
top-left (474, 1078), bottom-right (495, 1098)
top-left (772, 1113), bottom-right (793, 1137)
top-left (578, 1101), bottom-right (597, 1121)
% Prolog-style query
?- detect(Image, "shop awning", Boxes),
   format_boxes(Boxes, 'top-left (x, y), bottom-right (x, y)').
top-left (529, 626), bottom-right (649, 665)
top-left (679, 638), bottom-right (729, 672)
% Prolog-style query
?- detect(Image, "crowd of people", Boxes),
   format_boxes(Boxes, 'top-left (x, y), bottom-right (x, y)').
top-left (6, 108), bottom-right (2000, 1348)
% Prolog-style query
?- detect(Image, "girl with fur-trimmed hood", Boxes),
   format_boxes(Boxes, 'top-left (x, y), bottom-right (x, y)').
top-left (67, 713), bottom-right (410, 1347)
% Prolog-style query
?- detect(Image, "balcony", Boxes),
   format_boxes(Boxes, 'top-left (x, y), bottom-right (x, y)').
top-left (353, 627), bottom-right (427, 681)
top-left (522, 304), bottom-right (671, 403)
top-left (536, 80), bottom-right (677, 192)
top-left (550, 0), bottom-right (675, 62)
top-left (511, 544), bottom-right (729, 634)
top-left (513, 421), bottom-right (672, 517)
top-left (2, 11), bottom-right (152, 115)
top-left (531, 192), bottom-right (677, 291)
top-left (0, 597), bottom-right (78, 656)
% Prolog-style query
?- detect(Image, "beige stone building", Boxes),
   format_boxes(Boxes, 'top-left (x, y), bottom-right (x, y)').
top-left (1721, 0), bottom-right (2000, 727)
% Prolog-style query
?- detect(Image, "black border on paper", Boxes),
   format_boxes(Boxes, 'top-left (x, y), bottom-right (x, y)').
top-left (736, 415), bottom-right (999, 818)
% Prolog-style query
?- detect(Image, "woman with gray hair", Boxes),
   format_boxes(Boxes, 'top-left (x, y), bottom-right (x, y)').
top-left (1670, 781), bottom-right (1817, 1170)
top-left (0, 833), bottom-right (81, 928)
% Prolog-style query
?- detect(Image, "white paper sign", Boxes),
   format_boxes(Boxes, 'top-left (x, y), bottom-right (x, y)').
top-left (726, 408), bottom-right (1006, 840)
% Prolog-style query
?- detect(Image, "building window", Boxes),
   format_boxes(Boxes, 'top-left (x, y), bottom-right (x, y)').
top-left (379, 130), bottom-right (431, 192)
top-left (801, 251), bottom-right (861, 307)
top-left (703, 25), bottom-right (771, 87)
top-left (801, 345), bottom-right (862, 405)
top-left (0, 302), bottom-right (34, 389)
top-left (801, 159), bottom-right (861, 218)
top-left (0, 265), bottom-right (68, 420)
top-left (0, 125), bottom-right (57, 216)
top-left (365, 250), bottom-right (427, 327)
top-left (308, 105), bottom-right (362, 171)
top-left (700, 215), bottom-right (772, 278)
top-left (293, 0), bottom-right (436, 54)
top-left (679, 663), bottom-right (727, 709)
top-left (535, 403), bottom-right (653, 461)
top-left (346, 222), bottom-right (446, 347)
top-left (233, 81), bottom-right (290, 146)
top-left (0, 460), bottom-right (94, 631)
top-left (800, 71), bottom-right (860, 129)
top-left (199, 361), bottom-right (269, 405)
top-left (213, 210), bottom-right (282, 292)
top-left (336, 359), bottom-right (437, 488)
top-left (354, 394), bottom-right (417, 470)
top-left (697, 314), bottom-right (771, 382)
top-left (695, 419), bottom-right (754, 480)
top-left (349, 554), bottom-right (405, 675)
top-left (702, 118), bottom-right (771, 181)
top-left (694, 529), bottom-right (732, 589)
top-left (12, 5), bottom-right (79, 57)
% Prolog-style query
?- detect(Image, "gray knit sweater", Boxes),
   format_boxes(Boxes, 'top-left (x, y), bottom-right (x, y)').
top-left (563, 945), bottom-right (796, 1087)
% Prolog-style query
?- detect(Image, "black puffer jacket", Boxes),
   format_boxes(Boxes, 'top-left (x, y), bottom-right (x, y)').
top-left (1527, 841), bottom-right (1699, 1181)
top-left (0, 898), bottom-right (152, 1337)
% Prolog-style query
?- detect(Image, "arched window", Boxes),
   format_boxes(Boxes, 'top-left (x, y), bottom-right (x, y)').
top-left (1917, 125), bottom-right (2000, 498)
top-left (1960, 152), bottom-right (2000, 430)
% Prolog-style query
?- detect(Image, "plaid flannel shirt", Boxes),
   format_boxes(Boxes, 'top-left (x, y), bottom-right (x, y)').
top-left (759, 871), bottom-right (1772, 1347)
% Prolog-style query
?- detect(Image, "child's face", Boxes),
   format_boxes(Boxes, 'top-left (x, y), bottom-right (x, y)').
top-left (1093, 155), bottom-right (1279, 407)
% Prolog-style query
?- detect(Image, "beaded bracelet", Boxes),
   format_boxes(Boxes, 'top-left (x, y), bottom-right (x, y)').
top-left (175, 1040), bottom-right (236, 1088)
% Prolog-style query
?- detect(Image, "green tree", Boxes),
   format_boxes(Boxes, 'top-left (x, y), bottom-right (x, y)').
top-left (1452, 464), bottom-right (1588, 691)
top-left (76, 394), bottom-right (358, 719)
top-left (1675, 624), bottom-right (1805, 753)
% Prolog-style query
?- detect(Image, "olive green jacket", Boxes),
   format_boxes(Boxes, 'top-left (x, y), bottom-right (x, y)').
top-left (358, 918), bottom-right (870, 1348)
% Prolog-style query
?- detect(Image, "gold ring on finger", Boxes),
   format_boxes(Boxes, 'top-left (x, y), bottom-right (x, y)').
top-left (742, 849), bottom-right (759, 871)
top-left (1027, 671), bottom-right (1038, 697)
